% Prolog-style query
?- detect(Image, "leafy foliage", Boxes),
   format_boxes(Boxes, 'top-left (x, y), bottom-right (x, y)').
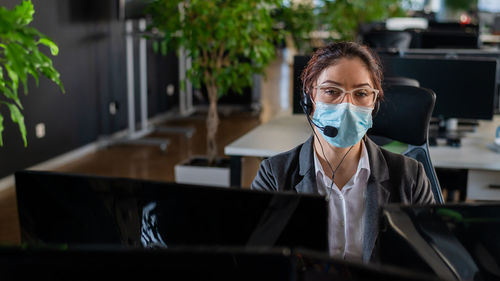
top-left (269, 0), bottom-right (408, 54)
top-left (319, 0), bottom-right (406, 42)
top-left (273, 2), bottom-right (316, 54)
top-left (0, 0), bottom-right (64, 146)
top-left (444, 0), bottom-right (477, 12)
top-left (148, 0), bottom-right (281, 98)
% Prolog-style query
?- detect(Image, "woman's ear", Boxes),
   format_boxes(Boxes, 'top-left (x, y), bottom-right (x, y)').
top-left (301, 90), bottom-right (314, 115)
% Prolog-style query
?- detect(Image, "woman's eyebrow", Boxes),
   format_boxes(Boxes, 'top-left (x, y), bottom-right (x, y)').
top-left (319, 80), bottom-right (372, 88)
top-left (319, 80), bottom-right (341, 85)
top-left (354, 83), bottom-right (372, 88)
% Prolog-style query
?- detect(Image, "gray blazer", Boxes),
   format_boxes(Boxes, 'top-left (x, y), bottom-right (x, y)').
top-left (251, 136), bottom-right (435, 262)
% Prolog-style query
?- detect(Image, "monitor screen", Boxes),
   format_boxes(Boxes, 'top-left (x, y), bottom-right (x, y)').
top-left (0, 245), bottom-right (439, 281)
top-left (0, 246), bottom-right (295, 281)
top-left (379, 55), bottom-right (498, 120)
top-left (66, 0), bottom-right (116, 22)
top-left (15, 170), bottom-right (328, 252)
top-left (379, 203), bottom-right (500, 281)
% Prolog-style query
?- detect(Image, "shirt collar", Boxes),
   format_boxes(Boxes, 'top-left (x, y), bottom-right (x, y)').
top-left (313, 141), bottom-right (371, 188)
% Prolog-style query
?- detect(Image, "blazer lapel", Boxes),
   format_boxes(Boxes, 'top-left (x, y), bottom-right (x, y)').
top-left (292, 136), bottom-right (391, 262)
top-left (362, 138), bottom-right (391, 262)
top-left (294, 136), bottom-right (319, 194)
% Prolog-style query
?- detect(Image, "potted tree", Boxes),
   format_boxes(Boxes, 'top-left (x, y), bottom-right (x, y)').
top-left (0, 0), bottom-right (64, 146)
top-left (147, 0), bottom-right (283, 187)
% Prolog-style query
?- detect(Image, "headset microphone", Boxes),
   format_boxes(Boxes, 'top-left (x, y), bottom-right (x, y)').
top-left (305, 113), bottom-right (339, 138)
top-left (322, 125), bottom-right (338, 138)
top-left (300, 90), bottom-right (339, 138)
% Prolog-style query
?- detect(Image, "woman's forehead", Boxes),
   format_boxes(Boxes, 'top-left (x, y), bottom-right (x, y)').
top-left (317, 58), bottom-right (372, 86)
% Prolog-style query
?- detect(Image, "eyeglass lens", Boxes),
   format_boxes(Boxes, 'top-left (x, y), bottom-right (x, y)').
top-left (318, 86), bottom-right (376, 106)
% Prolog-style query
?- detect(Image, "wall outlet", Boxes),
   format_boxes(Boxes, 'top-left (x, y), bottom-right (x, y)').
top-left (35, 123), bottom-right (46, 139)
top-left (109, 102), bottom-right (118, 115)
top-left (166, 84), bottom-right (175, 96)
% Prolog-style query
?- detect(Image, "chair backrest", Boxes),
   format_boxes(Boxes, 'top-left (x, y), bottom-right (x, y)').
top-left (383, 76), bottom-right (420, 87)
top-left (368, 85), bottom-right (444, 203)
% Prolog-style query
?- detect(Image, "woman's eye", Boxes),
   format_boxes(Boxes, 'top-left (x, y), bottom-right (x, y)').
top-left (324, 88), bottom-right (342, 95)
top-left (354, 89), bottom-right (369, 97)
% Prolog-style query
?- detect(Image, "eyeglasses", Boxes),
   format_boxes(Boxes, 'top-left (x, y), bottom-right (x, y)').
top-left (314, 85), bottom-right (379, 107)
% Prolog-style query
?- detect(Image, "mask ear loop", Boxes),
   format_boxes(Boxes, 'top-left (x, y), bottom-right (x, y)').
top-left (372, 91), bottom-right (381, 117)
top-left (363, 96), bottom-right (379, 143)
top-left (372, 101), bottom-right (380, 117)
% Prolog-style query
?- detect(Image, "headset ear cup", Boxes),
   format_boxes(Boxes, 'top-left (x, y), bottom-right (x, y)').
top-left (301, 91), bottom-right (313, 115)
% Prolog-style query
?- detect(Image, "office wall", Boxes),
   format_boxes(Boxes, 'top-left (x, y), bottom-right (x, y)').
top-left (0, 0), bottom-right (178, 179)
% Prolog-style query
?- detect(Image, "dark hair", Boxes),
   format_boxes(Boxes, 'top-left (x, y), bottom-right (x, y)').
top-left (301, 42), bottom-right (384, 102)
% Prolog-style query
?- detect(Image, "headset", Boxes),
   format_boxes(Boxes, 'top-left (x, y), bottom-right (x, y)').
top-left (300, 88), bottom-right (338, 138)
top-left (300, 86), bottom-right (355, 201)
top-left (300, 79), bottom-right (380, 201)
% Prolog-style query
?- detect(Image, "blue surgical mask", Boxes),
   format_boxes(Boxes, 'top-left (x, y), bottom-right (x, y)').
top-left (312, 102), bottom-right (373, 148)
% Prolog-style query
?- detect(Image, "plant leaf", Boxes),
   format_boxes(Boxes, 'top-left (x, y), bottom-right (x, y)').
top-left (4, 64), bottom-right (19, 94)
top-left (0, 84), bottom-right (23, 109)
top-left (38, 37), bottom-right (59, 55)
top-left (5, 102), bottom-right (27, 147)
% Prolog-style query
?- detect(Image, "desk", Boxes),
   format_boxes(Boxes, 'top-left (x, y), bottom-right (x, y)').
top-left (224, 115), bottom-right (310, 186)
top-left (480, 34), bottom-right (500, 44)
top-left (428, 115), bottom-right (500, 200)
top-left (225, 114), bottom-right (500, 200)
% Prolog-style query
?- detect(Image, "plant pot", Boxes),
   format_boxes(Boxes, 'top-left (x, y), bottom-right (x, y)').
top-left (174, 156), bottom-right (231, 188)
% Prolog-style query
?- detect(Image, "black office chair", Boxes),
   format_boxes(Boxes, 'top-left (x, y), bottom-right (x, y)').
top-left (383, 76), bottom-right (420, 87)
top-left (368, 85), bottom-right (444, 203)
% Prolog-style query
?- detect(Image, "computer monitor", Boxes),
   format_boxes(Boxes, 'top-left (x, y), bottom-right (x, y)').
top-left (418, 22), bottom-right (480, 49)
top-left (391, 49), bottom-right (500, 113)
top-left (0, 245), bottom-right (440, 281)
top-left (297, 249), bottom-right (441, 281)
top-left (379, 54), bottom-right (498, 121)
top-left (119, 0), bottom-right (154, 20)
top-left (379, 203), bottom-right (500, 281)
top-left (0, 246), bottom-right (296, 281)
top-left (55, 0), bottom-right (112, 23)
top-left (15, 170), bottom-right (328, 252)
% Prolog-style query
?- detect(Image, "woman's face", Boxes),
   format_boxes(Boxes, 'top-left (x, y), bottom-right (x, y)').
top-left (312, 57), bottom-right (374, 107)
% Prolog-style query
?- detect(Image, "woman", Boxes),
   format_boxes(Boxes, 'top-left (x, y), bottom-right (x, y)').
top-left (251, 42), bottom-right (434, 262)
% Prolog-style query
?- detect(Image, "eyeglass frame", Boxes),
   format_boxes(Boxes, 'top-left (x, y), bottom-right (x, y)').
top-left (313, 84), bottom-right (379, 107)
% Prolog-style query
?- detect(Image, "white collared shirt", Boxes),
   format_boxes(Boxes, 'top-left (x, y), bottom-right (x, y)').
top-left (313, 141), bottom-right (371, 261)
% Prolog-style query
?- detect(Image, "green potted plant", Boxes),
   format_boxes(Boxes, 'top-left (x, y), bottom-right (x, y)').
top-left (147, 0), bottom-right (282, 187)
top-left (0, 0), bottom-right (64, 147)
top-left (273, 1), bottom-right (316, 55)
